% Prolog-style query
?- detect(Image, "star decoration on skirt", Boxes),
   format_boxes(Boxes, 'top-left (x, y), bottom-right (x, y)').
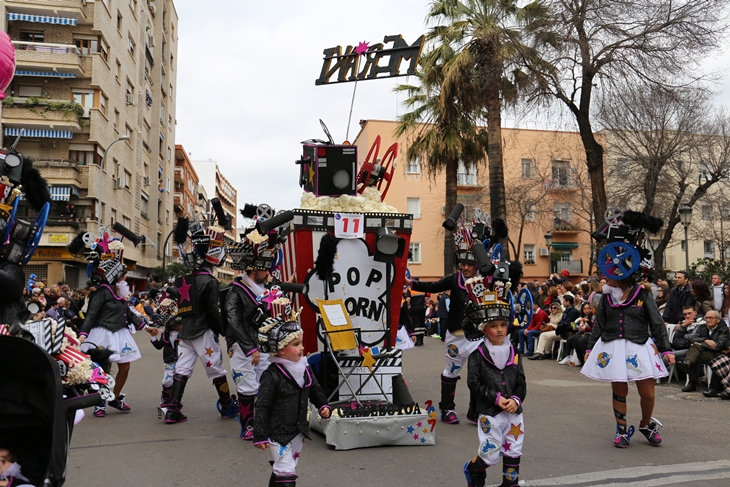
top-left (508, 423), bottom-right (524, 440)
top-left (503, 440), bottom-right (512, 452)
top-left (205, 347), bottom-right (214, 357)
top-left (293, 452), bottom-right (300, 460)
top-left (205, 360), bottom-right (212, 368)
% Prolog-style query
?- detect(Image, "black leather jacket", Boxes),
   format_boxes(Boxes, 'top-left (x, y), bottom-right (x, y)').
top-left (224, 279), bottom-right (267, 355)
top-left (411, 272), bottom-right (471, 334)
top-left (81, 284), bottom-right (142, 335)
top-left (689, 322), bottom-right (730, 351)
top-left (178, 270), bottom-right (223, 340)
top-left (588, 286), bottom-right (672, 353)
top-left (254, 362), bottom-right (329, 446)
top-left (467, 341), bottom-right (526, 417)
top-left (662, 284), bottom-right (695, 324)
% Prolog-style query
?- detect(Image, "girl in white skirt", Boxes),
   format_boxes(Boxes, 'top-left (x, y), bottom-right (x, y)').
top-left (582, 277), bottom-right (675, 448)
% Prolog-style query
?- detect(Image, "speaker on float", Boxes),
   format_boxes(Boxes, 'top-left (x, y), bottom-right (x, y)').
top-left (111, 222), bottom-right (143, 247)
top-left (298, 144), bottom-right (357, 197)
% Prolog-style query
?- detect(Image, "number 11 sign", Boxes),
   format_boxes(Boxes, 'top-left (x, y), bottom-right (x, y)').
top-left (334, 213), bottom-right (364, 239)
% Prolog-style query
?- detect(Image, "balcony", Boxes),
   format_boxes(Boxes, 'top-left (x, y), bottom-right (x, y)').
top-left (13, 41), bottom-right (84, 78)
top-left (544, 179), bottom-right (578, 191)
top-left (552, 218), bottom-right (581, 233)
top-left (457, 173), bottom-right (480, 188)
top-left (6, 0), bottom-right (88, 23)
top-left (32, 160), bottom-right (84, 188)
top-left (552, 260), bottom-right (583, 275)
top-left (174, 166), bottom-right (184, 183)
top-left (1, 98), bottom-right (83, 132)
top-left (174, 192), bottom-right (183, 210)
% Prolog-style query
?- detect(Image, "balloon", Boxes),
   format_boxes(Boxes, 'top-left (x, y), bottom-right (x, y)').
top-left (0, 32), bottom-right (16, 101)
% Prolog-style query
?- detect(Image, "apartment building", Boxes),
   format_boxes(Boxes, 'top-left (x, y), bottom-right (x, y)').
top-left (354, 120), bottom-right (594, 281)
top-left (171, 144), bottom-right (197, 261)
top-left (1, 0), bottom-right (179, 291)
top-left (191, 159), bottom-right (237, 282)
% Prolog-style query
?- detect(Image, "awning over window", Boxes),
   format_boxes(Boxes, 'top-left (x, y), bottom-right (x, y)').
top-left (50, 186), bottom-right (71, 201)
top-left (7, 13), bottom-right (78, 25)
top-left (15, 70), bottom-right (76, 78)
top-left (552, 242), bottom-right (578, 250)
top-left (4, 128), bottom-right (73, 139)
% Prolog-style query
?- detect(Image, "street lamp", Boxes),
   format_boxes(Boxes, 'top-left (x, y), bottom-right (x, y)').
top-left (679, 203), bottom-right (693, 273)
top-left (544, 232), bottom-right (554, 275)
top-left (97, 135), bottom-right (130, 230)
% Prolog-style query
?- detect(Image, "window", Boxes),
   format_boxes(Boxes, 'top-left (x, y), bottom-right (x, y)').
top-left (525, 203), bottom-right (535, 222)
top-left (521, 159), bottom-right (534, 179)
top-left (124, 170), bottom-right (132, 189)
top-left (117, 11), bottom-right (123, 31)
top-left (554, 202), bottom-right (573, 221)
top-left (141, 193), bottom-right (149, 216)
top-left (20, 32), bottom-right (44, 42)
top-left (73, 90), bottom-right (94, 117)
top-left (18, 85), bottom-right (42, 97)
top-left (560, 251), bottom-right (572, 262)
top-left (169, 84), bottom-right (173, 99)
top-left (69, 149), bottom-right (94, 165)
top-left (74, 37), bottom-right (98, 56)
top-left (99, 40), bottom-right (108, 61)
top-left (125, 124), bottom-right (133, 142)
top-left (457, 160), bottom-right (478, 186)
top-left (406, 197), bottom-right (421, 218)
top-left (128, 36), bottom-right (136, 56)
top-left (725, 247), bottom-right (730, 260)
top-left (552, 160), bottom-right (571, 187)
top-left (704, 240), bottom-right (715, 258)
top-left (116, 59), bottom-right (122, 82)
top-left (616, 158), bottom-right (629, 176)
top-left (113, 109), bottom-right (120, 132)
top-left (523, 244), bottom-right (536, 264)
top-left (722, 205), bottom-right (730, 221)
top-left (99, 93), bottom-right (108, 115)
top-left (167, 146), bottom-right (171, 161)
top-left (405, 157), bottom-right (421, 174)
top-left (170, 53), bottom-right (174, 69)
top-left (700, 162), bottom-right (711, 182)
top-left (111, 209), bottom-right (117, 224)
top-left (123, 216), bottom-right (131, 228)
top-left (702, 204), bottom-right (713, 221)
top-left (409, 243), bottom-right (421, 264)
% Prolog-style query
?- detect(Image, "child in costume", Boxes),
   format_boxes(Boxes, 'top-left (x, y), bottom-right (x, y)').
top-left (463, 283), bottom-right (526, 487)
top-left (253, 314), bottom-right (331, 487)
top-left (0, 448), bottom-right (33, 487)
top-left (149, 288), bottom-right (181, 414)
top-left (582, 210), bottom-right (674, 448)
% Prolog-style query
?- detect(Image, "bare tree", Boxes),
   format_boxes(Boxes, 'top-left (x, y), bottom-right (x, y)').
top-left (690, 188), bottom-right (730, 262)
top-left (521, 0), bottom-right (730, 234)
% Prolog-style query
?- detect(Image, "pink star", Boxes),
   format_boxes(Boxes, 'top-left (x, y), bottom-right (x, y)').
top-left (413, 434), bottom-right (419, 440)
top-left (240, 402), bottom-right (253, 418)
top-left (293, 451), bottom-right (300, 460)
top-left (655, 362), bottom-right (662, 372)
top-left (354, 41), bottom-right (369, 56)
top-left (503, 440), bottom-right (512, 452)
top-left (205, 360), bottom-right (212, 368)
top-left (178, 277), bottom-right (192, 303)
top-left (416, 421), bottom-right (422, 427)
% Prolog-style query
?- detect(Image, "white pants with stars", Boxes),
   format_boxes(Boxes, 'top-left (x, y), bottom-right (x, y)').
top-left (476, 411), bottom-right (524, 466)
top-left (174, 329), bottom-right (227, 379)
top-left (269, 433), bottom-right (304, 477)
top-left (228, 342), bottom-right (270, 396)
top-left (443, 331), bottom-right (481, 378)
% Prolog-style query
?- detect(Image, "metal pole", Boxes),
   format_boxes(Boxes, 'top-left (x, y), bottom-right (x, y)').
top-left (97, 136), bottom-right (129, 230)
top-left (684, 225), bottom-right (689, 276)
top-left (385, 263), bottom-right (392, 349)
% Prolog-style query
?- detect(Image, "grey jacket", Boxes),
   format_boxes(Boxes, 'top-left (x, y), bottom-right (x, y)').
top-left (588, 286), bottom-right (672, 354)
top-left (689, 322), bottom-right (730, 351)
top-left (81, 284), bottom-right (142, 335)
top-left (467, 341), bottom-right (526, 418)
top-left (254, 362), bottom-right (329, 446)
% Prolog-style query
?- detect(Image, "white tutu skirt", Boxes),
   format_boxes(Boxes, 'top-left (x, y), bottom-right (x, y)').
top-left (83, 327), bottom-right (142, 364)
top-left (581, 338), bottom-right (668, 382)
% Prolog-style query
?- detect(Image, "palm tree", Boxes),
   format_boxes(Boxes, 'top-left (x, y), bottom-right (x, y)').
top-left (426, 0), bottom-right (548, 246)
top-left (395, 41), bottom-right (486, 275)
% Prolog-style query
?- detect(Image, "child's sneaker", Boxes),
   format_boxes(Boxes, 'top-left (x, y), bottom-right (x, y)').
top-left (639, 418), bottom-right (663, 446)
top-left (108, 394), bottom-right (131, 412)
top-left (93, 406), bottom-right (106, 418)
top-left (558, 356), bottom-right (572, 365)
top-left (441, 408), bottom-right (460, 424)
top-left (614, 424), bottom-right (635, 448)
top-left (432, 334), bottom-right (441, 340)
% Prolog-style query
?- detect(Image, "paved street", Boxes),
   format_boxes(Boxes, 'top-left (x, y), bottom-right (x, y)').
top-left (67, 337), bottom-right (730, 486)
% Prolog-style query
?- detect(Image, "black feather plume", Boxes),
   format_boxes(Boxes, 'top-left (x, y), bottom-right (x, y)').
top-left (315, 233), bottom-right (338, 281)
top-left (622, 210), bottom-right (664, 234)
top-left (68, 232), bottom-right (87, 256)
top-left (240, 204), bottom-right (258, 219)
top-left (173, 217), bottom-right (189, 245)
top-left (507, 260), bottom-right (523, 291)
top-left (492, 218), bottom-right (508, 239)
top-left (20, 158), bottom-right (52, 211)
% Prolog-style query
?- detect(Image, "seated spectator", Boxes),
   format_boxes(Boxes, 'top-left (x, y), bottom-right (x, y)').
top-left (672, 305), bottom-right (705, 360)
top-left (44, 299), bottom-right (62, 321)
top-left (543, 286), bottom-right (559, 309)
top-left (518, 300), bottom-right (548, 356)
top-left (721, 282), bottom-right (730, 324)
top-left (536, 284), bottom-right (549, 309)
top-left (677, 310), bottom-right (730, 392)
top-left (561, 302), bottom-right (595, 365)
top-left (68, 204), bottom-right (77, 221)
top-left (528, 302), bottom-right (564, 360)
top-left (690, 279), bottom-right (714, 316)
top-left (706, 349), bottom-right (730, 399)
top-left (554, 293), bottom-right (580, 340)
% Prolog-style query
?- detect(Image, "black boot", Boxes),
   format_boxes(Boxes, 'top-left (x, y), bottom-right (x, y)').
top-left (274, 474), bottom-right (297, 487)
top-left (500, 456), bottom-right (520, 487)
top-left (238, 394), bottom-right (256, 440)
top-left (164, 374), bottom-right (188, 424)
top-left (440, 375), bottom-right (460, 424)
top-left (463, 456), bottom-right (488, 487)
top-left (268, 472), bottom-right (276, 487)
top-left (415, 334), bottom-right (424, 346)
top-left (213, 375), bottom-right (238, 418)
top-left (160, 386), bottom-right (172, 408)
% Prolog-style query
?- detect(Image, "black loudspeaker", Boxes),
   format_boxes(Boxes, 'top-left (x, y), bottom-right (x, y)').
top-left (111, 222), bottom-right (143, 247)
top-left (256, 210), bottom-right (294, 235)
top-left (299, 144), bottom-right (357, 197)
top-left (210, 198), bottom-right (232, 230)
top-left (443, 203), bottom-right (464, 231)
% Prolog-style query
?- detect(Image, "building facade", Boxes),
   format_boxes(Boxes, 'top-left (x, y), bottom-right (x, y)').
top-left (354, 121), bottom-right (595, 281)
top-left (1, 0), bottom-right (179, 291)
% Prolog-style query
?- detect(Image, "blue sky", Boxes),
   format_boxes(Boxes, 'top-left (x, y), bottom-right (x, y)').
top-left (173, 0), bottom-right (730, 214)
